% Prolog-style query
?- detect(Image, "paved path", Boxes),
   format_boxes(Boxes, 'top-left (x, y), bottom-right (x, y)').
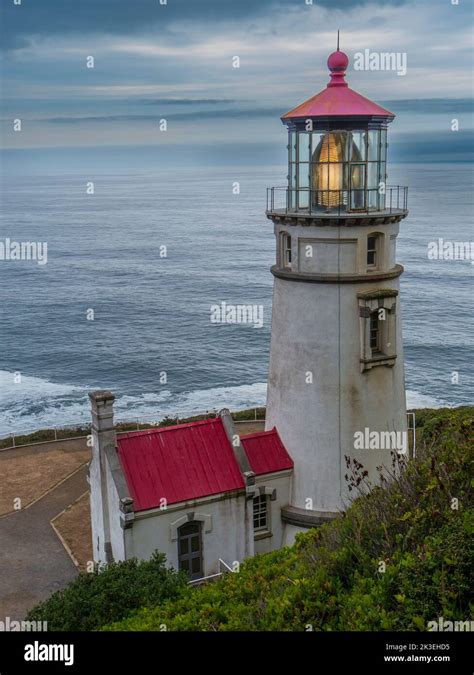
top-left (0, 465), bottom-right (88, 620)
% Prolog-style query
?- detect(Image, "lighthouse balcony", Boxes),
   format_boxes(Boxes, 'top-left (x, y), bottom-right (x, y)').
top-left (266, 186), bottom-right (408, 223)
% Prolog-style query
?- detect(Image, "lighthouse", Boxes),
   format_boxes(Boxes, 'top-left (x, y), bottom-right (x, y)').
top-left (265, 47), bottom-right (408, 544)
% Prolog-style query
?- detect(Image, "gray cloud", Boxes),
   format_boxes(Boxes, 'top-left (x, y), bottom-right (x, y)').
top-left (1, 0), bottom-right (471, 155)
top-left (1, 0), bottom-right (409, 50)
top-left (27, 100), bottom-right (474, 125)
top-left (381, 99), bottom-right (474, 114)
top-left (38, 108), bottom-right (282, 123)
top-left (143, 99), bottom-right (239, 106)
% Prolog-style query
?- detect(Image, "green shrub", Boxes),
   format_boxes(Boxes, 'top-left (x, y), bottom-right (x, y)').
top-left (26, 552), bottom-right (187, 631)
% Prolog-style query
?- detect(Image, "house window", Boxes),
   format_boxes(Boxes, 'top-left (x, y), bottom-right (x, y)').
top-left (370, 311), bottom-right (381, 353)
top-left (367, 235), bottom-right (377, 267)
top-left (178, 521), bottom-right (203, 580)
top-left (281, 233), bottom-right (292, 269)
top-left (253, 494), bottom-right (268, 531)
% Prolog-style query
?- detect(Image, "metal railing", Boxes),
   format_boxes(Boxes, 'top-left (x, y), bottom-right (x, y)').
top-left (407, 411), bottom-right (416, 458)
top-left (266, 185), bottom-right (408, 216)
top-left (188, 558), bottom-right (235, 586)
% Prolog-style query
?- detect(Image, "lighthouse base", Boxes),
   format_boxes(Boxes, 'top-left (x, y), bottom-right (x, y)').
top-left (281, 505), bottom-right (338, 545)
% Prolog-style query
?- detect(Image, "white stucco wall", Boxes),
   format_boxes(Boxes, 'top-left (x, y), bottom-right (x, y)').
top-left (298, 238), bottom-right (358, 274)
top-left (89, 450), bottom-right (106, 564)
top-left (253, 470), bottom-right (292, 555)
top-left (105, 457), bottom-right (126, 561)
top-left (266, 221), bottom-right (407, 540)
top-left (126, 491), bottom-right (253, 576)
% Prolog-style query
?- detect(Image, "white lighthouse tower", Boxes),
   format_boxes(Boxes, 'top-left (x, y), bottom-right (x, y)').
top-left (265, 47), bottom-right (408, 544)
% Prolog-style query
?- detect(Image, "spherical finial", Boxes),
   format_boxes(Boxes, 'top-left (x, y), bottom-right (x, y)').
top-left (327, 50), bottom-right (349, 72)
top-left (327, 49), bottom-right (349, 87)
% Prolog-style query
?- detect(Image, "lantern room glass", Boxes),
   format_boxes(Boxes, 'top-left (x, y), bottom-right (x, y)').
top-left (288, 128), bottom-right (388, 213)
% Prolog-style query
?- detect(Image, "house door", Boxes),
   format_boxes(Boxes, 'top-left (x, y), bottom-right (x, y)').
top-left (178, 521), bottom-right (203, 580)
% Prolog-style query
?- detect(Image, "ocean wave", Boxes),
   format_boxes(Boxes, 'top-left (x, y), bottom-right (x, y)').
top-left (0, 372), bottom-right (267, 437)
top-left (406, 389), bottom-right (447, 409)
top-left (0, 370), bottom-right (451, 438)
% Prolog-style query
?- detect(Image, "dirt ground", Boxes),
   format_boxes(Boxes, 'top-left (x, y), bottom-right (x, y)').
top-left (0, 444), bottom-right (90, 516)
top-left (52, 491), bottom-right (92, 572)
top-left (234, 420), bottom-right (266, 435)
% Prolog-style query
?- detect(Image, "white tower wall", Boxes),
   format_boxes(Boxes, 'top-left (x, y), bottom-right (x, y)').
top-left (265, 221), bottom-right (407, 543)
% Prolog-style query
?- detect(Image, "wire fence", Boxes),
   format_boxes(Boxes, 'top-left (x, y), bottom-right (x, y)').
top-left (0, 408), bottom-right (266, 451)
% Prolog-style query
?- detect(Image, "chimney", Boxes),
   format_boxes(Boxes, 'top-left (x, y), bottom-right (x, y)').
top-left (218, 408), bottom-right (255, 496)
top-left (89, 390), bottom-right (116, 564)
top-left (90, 390), bottom-right (115, 440)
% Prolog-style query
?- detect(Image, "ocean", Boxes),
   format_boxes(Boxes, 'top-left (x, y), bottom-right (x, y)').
top-left (0, 163), bottom-right (472, 437)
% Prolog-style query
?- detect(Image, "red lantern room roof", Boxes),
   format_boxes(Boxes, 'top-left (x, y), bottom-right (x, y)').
top-left (282, 49), bottom-right (395, 121)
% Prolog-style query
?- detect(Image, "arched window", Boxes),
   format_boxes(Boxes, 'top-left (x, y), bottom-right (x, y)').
top-left (178, 521), bottom-right (203, 580)
top-left (367, 233), bottom-right (383, 269)
top-left (280, 232), bottom-right (292, 269)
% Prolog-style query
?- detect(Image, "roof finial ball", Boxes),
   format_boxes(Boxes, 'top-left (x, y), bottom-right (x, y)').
top-left (327, 31), bottom-right (349, 87)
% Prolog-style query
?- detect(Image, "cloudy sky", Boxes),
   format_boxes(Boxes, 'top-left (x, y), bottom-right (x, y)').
top-left (0, 0), bottom-right (472, 169)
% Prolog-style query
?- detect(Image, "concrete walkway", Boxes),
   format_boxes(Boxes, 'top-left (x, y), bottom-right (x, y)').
top-left (0, 464), bottom-right (88, 621)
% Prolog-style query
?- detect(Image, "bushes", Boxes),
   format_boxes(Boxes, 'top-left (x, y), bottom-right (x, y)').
top-left (26, 552), bottom-right (187, 631)
top-left (105, 407), bottom-right (473, 631)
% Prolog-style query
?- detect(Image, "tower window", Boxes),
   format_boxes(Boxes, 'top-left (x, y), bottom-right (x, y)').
top-left (358, 289), bottom-right (398, 372)
top-left (367, 235), bottom-right (377, 267)
top-left (281, 233), bottom-right (292, 269)
top-left (253, 494), bottom-right (268, 531)
top-left (370, 311), bottom-right (381, 353)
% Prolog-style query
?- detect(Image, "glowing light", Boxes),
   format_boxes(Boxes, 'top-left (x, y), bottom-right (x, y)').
top-left (316, 133), bottom-right (344, 207)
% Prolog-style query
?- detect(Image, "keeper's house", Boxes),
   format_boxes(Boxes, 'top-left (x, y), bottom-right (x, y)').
top-left (89, 391), bottom-right (293, 580)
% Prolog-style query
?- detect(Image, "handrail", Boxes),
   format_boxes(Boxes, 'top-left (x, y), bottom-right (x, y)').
top-left (407, 411), bottom-right (416, 458)
top-left (218, 558), bottom-right (234, 573)
top-left (266, 185), bottom-right (408, 216)
top-left (188, 558), bottom-right (235, 586)
top-left (188, 572), bottom-right (222, 586)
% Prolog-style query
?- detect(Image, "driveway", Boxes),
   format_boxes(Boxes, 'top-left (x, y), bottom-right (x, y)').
top-left (0, 464), bottom-right (88, 620)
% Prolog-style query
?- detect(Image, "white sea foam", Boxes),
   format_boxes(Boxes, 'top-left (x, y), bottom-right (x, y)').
top-left (0, 370), bottom-right (450, 439)
top-left (0, 372), bottom-right (267, 437)
top-left (0, 370), bottom-right (90, 436)
top-left (406, 389), bottom-right (447, 410)
top-left (0, 369), bottom-right (83, 402)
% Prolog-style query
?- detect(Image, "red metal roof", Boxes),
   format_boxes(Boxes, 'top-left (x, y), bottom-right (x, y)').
top-left (282, 50), bottom-right (394, 121)
top-left (117, 418), bottom-right (245, 512)
top-left (241, 428), bottom-right (294, 476)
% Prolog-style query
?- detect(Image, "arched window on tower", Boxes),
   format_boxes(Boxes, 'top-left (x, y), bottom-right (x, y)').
top-left (367, 233), bottom-right (383, 270)
top-left (280, 232), bottom-right (292, 269)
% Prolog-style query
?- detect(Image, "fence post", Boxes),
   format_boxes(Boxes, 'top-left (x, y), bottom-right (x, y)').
top-left (12, 435), bottom-right (15, 448)
top-left (54, 427), bottom-right (57, 441)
